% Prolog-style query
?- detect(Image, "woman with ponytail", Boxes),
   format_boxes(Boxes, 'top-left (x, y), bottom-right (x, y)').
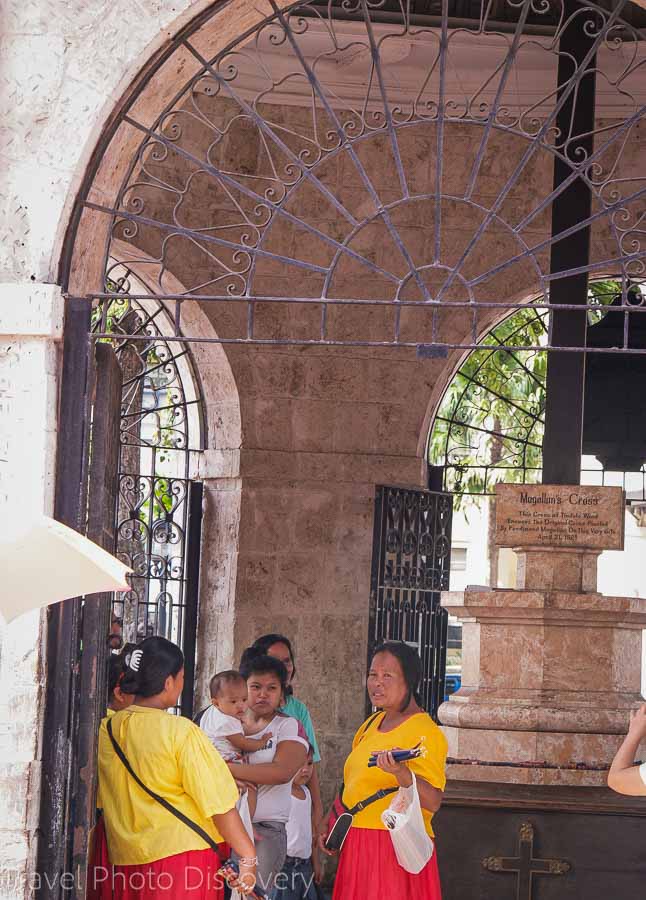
top-left (97, 637), bottom-right (258, 899)
top-left (319, 641), bottom-right (447, 900)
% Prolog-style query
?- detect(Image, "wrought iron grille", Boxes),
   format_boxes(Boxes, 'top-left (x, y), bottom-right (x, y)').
top-left (428, 277), bottom-right (646, 501)
top-left (72, 0), bottom-right (646, 355)
top-left (114, 474), bottom-right (191, 644)
top-left (368, 486), bottom-right (453, 720)
top-left (93, 267), bottom-right (205, 711)
top-left (430, 305), bottom-right (547, 496)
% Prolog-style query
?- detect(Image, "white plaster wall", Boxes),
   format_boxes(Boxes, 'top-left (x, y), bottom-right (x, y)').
top-left (1, 0), bottom-right (214, 284)
top-left (0, 0), bottom-right (300, 286)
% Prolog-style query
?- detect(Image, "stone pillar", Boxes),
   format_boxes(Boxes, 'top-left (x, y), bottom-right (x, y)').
top-left (193, 449), bottom-right (242, 708)
top-left (0, 283), bottom-right (64, 900)
top-left (439, 546), bottom-right (646, 785)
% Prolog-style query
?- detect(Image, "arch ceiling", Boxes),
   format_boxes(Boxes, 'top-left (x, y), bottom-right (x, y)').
top-left (76, 0), bottom-right (646, 353)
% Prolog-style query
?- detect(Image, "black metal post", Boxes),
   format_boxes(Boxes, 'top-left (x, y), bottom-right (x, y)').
top-left (181, 480), bottom-right (204, 718)
top-left (542, 0), bottom-right (597, 485)
top-left (36, 299), bottom-right (93, 899)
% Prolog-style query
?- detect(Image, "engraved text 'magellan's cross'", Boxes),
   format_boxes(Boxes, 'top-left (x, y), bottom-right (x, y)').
top-left (482, 822), bottom-right (571, 900)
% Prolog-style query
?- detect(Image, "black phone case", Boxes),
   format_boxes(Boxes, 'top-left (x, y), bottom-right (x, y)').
top-left (325, 812), bottom-right (353, 852)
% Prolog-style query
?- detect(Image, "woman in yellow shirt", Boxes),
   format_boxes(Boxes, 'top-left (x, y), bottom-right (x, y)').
top-left (97, 637), bottom-right (258, 898)
top-left (320, 641), bottom-right (447, 899)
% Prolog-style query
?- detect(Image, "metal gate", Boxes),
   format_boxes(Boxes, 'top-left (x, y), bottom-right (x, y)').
top-left (93, 274), bottom-right (206, 715)
top-left (368, 485), bottom-right (453, 720)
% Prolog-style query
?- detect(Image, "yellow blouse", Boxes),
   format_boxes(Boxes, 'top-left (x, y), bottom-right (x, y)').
top-left (341, 712), bottom-right (447, 837)
top-left (97, 705), bottom-right (239, 865)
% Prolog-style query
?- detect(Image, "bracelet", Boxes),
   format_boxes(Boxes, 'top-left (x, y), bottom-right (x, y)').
top-left (238, 856), bottom-right (258, 866)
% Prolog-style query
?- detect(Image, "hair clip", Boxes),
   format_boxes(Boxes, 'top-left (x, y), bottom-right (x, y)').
top-left (127, 649), bottom-right (143, 672)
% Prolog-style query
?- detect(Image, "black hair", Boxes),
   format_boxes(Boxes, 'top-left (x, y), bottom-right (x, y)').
top-left (108, 643), bottom-right (137, 699)
top-left (249, 633), bottom-right (296, 696)
top-left (210, 669), bottom-right (246, 698)
top-left (239, 648), bottom-right (289, 692)
top-left (371, 640), bottom-right (423, 713)
top-left (120, 636), bottom-right (184, 698)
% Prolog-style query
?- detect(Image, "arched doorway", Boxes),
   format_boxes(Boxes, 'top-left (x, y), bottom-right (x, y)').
top-left (45, 0), bottom-right (646, 895)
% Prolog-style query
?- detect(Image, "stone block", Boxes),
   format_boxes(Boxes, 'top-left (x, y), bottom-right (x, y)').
top-left (238, 486), bottom-right (296, 553)
top-left (515, 549), bottom-right (602, 592)
top-left (290, 400), bottom-right (336, 453)
top-left (270, 552), bottom-right (329, 610)
top-left (331, 402), bottom-right (376, 454)
top-left (241, 397), bottom-right (293, 451)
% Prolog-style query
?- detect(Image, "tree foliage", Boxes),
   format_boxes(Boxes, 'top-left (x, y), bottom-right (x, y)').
top-left (429, 280), bottom-right (625, 507)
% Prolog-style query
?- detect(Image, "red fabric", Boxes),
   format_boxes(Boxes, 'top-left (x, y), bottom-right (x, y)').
top-left (98, 848), bottom-right (226, 899)
top-left (87, 816), bottom-right (113, 900)
top-left (332, 827), bottom-right (442, 900)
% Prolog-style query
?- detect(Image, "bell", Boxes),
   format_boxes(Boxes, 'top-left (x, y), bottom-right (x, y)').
top-left (582, 288), bottom-right (646, 472)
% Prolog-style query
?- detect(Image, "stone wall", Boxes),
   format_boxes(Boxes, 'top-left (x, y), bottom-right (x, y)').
top-left (71, 61), bottom-right (646, 806)
top-left (0, 286), bottom-right (63, 899)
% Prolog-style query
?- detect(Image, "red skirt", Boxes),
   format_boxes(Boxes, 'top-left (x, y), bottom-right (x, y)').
top-left (103, 848), bottom-right (225, 899)
top-left (332, 828), bottom-right (442, 899)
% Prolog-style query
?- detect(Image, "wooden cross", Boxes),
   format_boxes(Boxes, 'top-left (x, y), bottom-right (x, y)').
top-left (482, 822), bottom-right (571, 900)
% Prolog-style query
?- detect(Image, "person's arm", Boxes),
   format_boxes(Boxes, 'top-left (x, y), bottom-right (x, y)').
top-left (375, 750), bottom-right (443, 813)
top-left (608, 704), bottom-right (646, 796)
top-left (212, 808), bottom-right (257, 894)
top-left (311, 795), bottom-right (323, 883)
top-left (227, 732), bottom-right (273, 753)
top-left (229, 739), bottom-right (307, 785)
top-left (308, 764), bottom-right (325, 833)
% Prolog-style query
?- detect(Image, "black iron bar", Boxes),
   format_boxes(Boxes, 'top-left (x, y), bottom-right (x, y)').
top-left (83, 293), bottom-right (646, 314)
top-left (542, 0), bottom-right (597, 484)
top-left (36, 301), bottom-right (93, 900)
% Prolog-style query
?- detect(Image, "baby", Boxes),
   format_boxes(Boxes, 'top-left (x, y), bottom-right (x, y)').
top-left (200, 669), bottom-right (272, 823)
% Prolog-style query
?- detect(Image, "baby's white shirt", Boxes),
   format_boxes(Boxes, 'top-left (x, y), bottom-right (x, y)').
top-left (200, 705), bottom-right (244, 761)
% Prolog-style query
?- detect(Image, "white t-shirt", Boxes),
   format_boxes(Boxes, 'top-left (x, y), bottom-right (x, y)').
top-left (200, 705), bottom-right (244, 761)
top-left (247, 715), bottom-right (309, 824)
top-left (639, 762), bottom-right (646, 785)
top-left (286, 785), bottom-right (312, 860)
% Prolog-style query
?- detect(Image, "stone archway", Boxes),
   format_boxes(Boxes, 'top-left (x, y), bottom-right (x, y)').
top-left (60, 0), bottom-right (646, 780)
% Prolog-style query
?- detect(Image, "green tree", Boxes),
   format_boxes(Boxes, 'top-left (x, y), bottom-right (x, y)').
top-left (428, 279), bottom-right (624, 507)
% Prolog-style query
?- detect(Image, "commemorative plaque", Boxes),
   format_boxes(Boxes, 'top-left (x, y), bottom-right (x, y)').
top-left (494, 484), bottom-right (625, 551)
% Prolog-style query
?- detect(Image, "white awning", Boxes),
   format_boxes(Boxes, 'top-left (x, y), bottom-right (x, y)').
top-left (0, 515), bottom-right (130, 624)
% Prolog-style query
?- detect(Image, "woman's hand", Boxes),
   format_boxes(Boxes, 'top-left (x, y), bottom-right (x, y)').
top-left (236, 858), bottom-right (258, 897)
top-left (219, 860), bottom-right (257, 897)
top-left (317, 828), bottom-right (338, 858)
top-left (375, 749), bottom-right (413, 787)
top-left (313, 850), bottom-right (323, 884)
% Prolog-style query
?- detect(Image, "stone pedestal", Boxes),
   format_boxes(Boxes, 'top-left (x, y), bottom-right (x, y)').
top-left (438, 547), bottom-right (646, 785)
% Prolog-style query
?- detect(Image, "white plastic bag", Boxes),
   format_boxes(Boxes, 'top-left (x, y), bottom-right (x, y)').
top-left (237, 790), bottom-right (254, 841)
top-left (380, 772), bottom-right (434, 874)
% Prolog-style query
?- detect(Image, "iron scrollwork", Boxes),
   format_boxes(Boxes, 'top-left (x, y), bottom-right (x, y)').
top-left (370, 485), bottom-right (452, 719)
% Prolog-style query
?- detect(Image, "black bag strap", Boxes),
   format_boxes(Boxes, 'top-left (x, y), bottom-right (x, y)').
top-left (339, 711), bottom-right (397, 815)
top-left (192, 705), bottom-right (210, 727)
top-left (346, 786), bottom-right (398, 816)
top-left (357, 711), bottom-right (382, 742)
top-left (107, 717), bottom-right (224, 863)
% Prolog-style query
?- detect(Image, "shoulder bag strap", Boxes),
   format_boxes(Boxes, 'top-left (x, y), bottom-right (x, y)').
top-left (357, 711), bottom-right (382, 743)
top-left (106, 717), bottom-right (224, 862)
top-left (346, 786), bottom-right (398, 816)
top-left (192, 705), bottom-right (210, 727)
